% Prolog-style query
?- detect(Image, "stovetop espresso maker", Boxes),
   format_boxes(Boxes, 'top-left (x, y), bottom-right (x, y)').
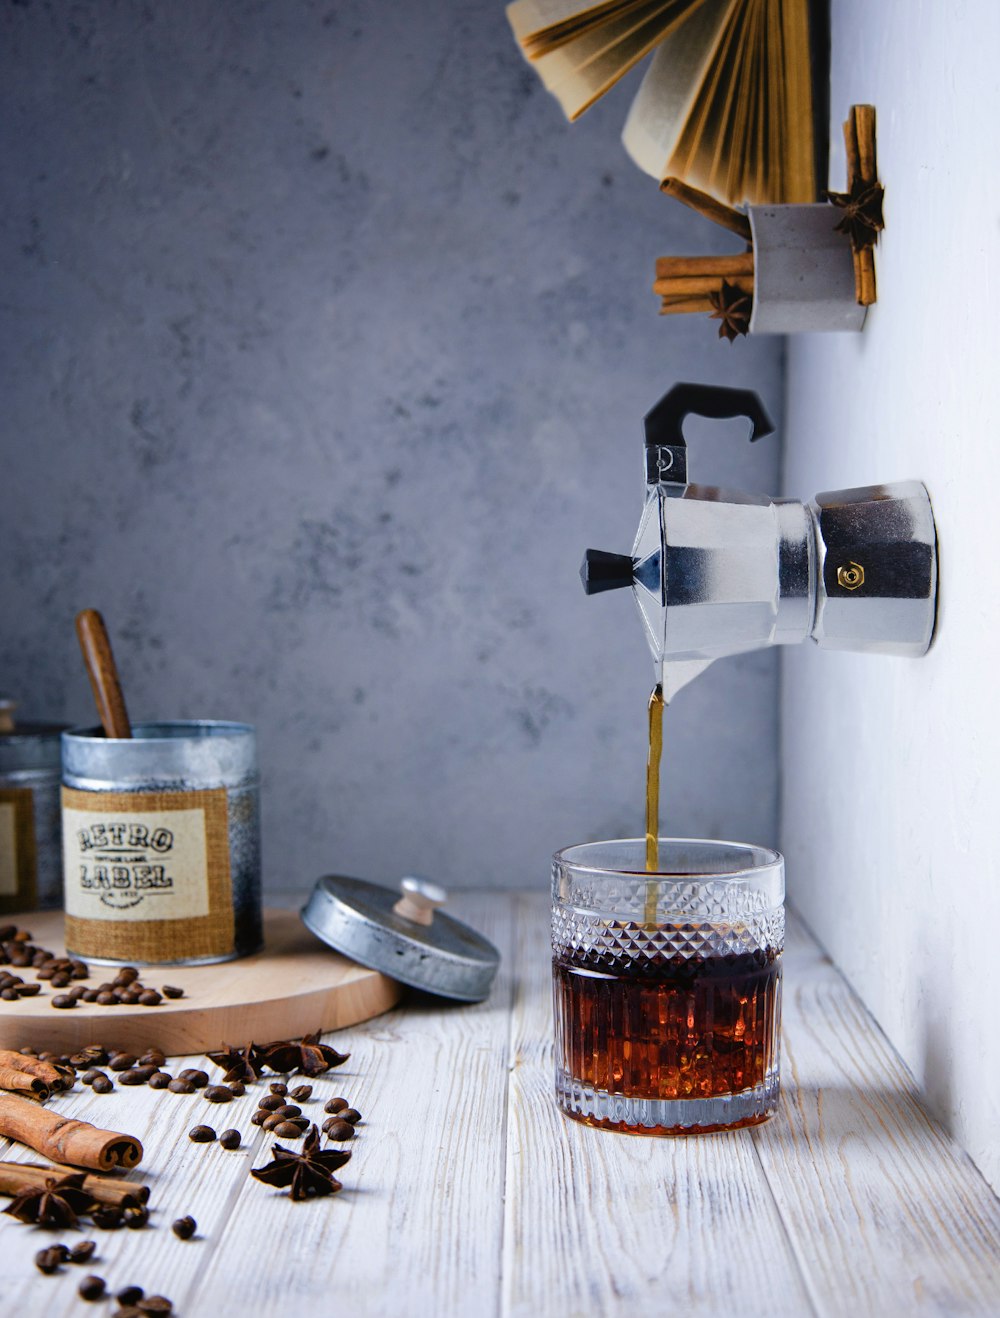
top-left (581, 382), bottom-right (938, 699)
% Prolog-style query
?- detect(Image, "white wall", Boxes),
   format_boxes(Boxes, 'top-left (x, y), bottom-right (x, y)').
top-left (781, 1), bottom-right (1000, 1192)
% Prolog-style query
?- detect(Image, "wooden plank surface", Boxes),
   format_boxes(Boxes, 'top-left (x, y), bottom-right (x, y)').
top-left (751, 910), bottom-right (1000, 1316)
top-left (502, 891), bottom-right (815, 1318)
top-left (0, 892), bottom-right (997, 1318)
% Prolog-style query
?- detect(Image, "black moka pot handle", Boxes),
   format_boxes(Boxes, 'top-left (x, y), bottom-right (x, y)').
top-left (643, 382), bottom-right (775, 450)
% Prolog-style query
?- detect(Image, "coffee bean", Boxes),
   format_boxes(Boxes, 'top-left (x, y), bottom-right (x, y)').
top-left (289, 1084), bottom-right (312, 1102)
top-left (81, 1068), bottom-right (105, 1085)
top-left (91, 1075), bottom-right (114, 1094)
top-left (78, 1275), bottom-right (106, 1301)
top-left (228, 1080), bottom-right (245, 1097)
top-left (258, 1094), bottom-right (283, 1111)
top-left (139, 1048), bottom-right (166, 1067)
top-left (119, 991), bottom-right (141, 1005)
top-left (124, 1205), bottom-right (150, 1229)
top-left (204, 1085), bottom-right (233, 1103)
top-left (219, 1128), bottom-right (241, 1150)
top-left (138, 1296), bottom-right (173, 1314)
top-left (71, 960), bottom-right (89, 978)
top-left (324, 1096), bottom-right (348, 1114)
top-left (117, 1285), bottom-right (145, 1305)
top-left (161, 985), bottom-right (184, 999)
top-left (91, 1205), bottom-right (124, 1229)
top-left (268, 1082), bottom-right (287, 1096)
top-left (51, 994), bottom-right (76, 1009)
top-left (114, 967), bottom-right (140, 985)
top-left (179, 1068), bottom-right (208, 1088)
top-left (82, 1045), bottom-right (109, 1063)
top-left (67, 985), bottom-right (88, 1001)
top-left (274, 1104), bottom-right (301, 1119)
top-left (118, 1068), bottom-right (149, 1086)
top-left (273, 1121), bottom-right (305, 1138)
top-left (81, 989), bottom-right (100, 1002)
top-left (148, 1071), bottom-right (171, 1089)
top-left (167, 1078), bottom-right (194, 1094)
top-left (138, 991), bottom-right (162, 1007)
top-left (15, 982), bottom-right (41, 996)
top-left (340, 1108), bottom-right (362, 1125)
top-left (50, 973), bottom-right (70, 988)
top-left (35, 1245), bottom-right (64, 1274)
top-left (188, 1124), bottom-right (216, 1143)
top-left (112, 1307), bottom-right (144, 1318)
top-left (96, 992), bottom-right (117, 1005)
top-left (69, 1239), bottom-right (97, 1263)
top-left (109, 1053), bottom-right (137, 1071)
top-left (171, 1215), bottom-right (196, 1241)
top-left (250, 1109), bottom-right (266, 1126)
top-left (262, 1113), bottom-right (284, 1131)
top-left (324, 1118), bottom-right (355, 1140)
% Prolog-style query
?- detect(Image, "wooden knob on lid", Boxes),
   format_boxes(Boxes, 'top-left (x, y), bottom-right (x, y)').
top-left (392, 876), bottom-right (447, 927)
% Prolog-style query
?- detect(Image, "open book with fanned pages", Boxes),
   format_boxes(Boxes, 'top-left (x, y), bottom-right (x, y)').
top-left (506, 0), bottom-right (821, 206)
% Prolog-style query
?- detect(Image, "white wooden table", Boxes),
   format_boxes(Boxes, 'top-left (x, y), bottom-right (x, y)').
top-left (0, 891), bottom-right (998, 1317)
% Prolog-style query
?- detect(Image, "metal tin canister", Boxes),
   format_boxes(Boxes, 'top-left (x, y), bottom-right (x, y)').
top-left (61, 721), bottom-right (262, 965)
top-left (0, 723), bottom-right (66, 913)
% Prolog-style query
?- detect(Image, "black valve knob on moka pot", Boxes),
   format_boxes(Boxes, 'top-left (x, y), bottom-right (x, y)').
top-left (582, 381), bottom-right (939, 700)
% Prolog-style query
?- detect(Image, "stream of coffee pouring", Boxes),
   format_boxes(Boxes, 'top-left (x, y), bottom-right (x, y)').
top-left (644, 683), bottom-right (666, 925)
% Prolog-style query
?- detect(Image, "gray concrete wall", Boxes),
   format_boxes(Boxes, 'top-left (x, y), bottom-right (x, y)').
top-left (0, 0), bottom-right (783, 892)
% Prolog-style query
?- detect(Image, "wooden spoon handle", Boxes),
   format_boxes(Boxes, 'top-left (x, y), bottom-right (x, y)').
top-left (75, 609), bottom-right (132, 740)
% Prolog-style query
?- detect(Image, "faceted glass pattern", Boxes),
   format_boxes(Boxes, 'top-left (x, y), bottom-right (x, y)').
top-left (552, 838), bottom-right (784, 1136)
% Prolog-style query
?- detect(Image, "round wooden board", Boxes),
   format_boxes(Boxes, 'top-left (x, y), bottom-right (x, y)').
top-left (0, 908), bottom-right (402, 1057)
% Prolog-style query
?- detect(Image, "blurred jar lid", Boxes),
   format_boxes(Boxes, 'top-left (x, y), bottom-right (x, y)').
top-left (301, 874), bottom-right (500, 1004)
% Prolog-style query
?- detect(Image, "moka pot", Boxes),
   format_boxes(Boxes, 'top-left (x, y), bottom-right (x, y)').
top-left (581, 383), bottom-right (938, 701)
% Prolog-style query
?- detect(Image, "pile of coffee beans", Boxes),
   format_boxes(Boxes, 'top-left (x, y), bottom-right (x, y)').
top-left (0, 929), bottom-right (186, 1009)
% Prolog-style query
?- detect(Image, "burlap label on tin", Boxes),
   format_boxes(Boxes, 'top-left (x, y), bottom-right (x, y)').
top-left (0, 787), bottom-right (37, 913)
top-left (62, 786), bottom-right (234, 962)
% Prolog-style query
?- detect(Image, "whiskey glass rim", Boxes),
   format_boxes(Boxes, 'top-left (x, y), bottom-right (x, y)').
top-left (553, 837), bottom-right (782, 885)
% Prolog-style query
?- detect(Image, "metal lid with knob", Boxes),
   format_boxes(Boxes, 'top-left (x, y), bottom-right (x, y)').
top-left (300, 874), bottom-right (501, 1003)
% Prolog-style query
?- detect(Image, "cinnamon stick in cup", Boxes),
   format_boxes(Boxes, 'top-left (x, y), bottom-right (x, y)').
top-left (0, 1093), bottom-right (142, 1170)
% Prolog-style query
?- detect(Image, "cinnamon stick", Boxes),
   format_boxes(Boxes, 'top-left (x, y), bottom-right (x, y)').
top-left (858, 250), bottom-right (877, 305)
top-left (0, 1067), bottom-right (49, 1103)
top-left (0, 1093), bottom-right (142, 1170)
top-left (843, 112), bottom-right (860, 185)
top-left (853, 104), bottom-right (877, 181)
top-left (0, 1160), bottom-right (148, 1207)
top-left (659, 296), bottom-right (714, 315)
top-left (659, 177), bottom-right (752, 242)
top-left (655, 253), bottom-right (753, 279)
top-left (843, 112), bottom-right (865, 304)
top-left (0, 1050), bottom-right (73, 1092)
top-left (653, 274), bottom-right (753, 296)
top-left (842, 106), bottom-right (879, 306)
top-left (853, 105), bottom-right (878, 306)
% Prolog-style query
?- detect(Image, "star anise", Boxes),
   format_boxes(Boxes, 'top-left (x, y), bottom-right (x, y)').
top-left (827, 177), bottom-right (885, 249)
top-left (259, 1030), bottom-right (349, 1077)
top-left (250, 1124), bottom-right (351, 1200)
top-left (205, 1040), bottom-right (265, 1083)
top-left (709, 280), bottom-right (752, 342)
top-left (2, 1173), bottom-right (97, 1229)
